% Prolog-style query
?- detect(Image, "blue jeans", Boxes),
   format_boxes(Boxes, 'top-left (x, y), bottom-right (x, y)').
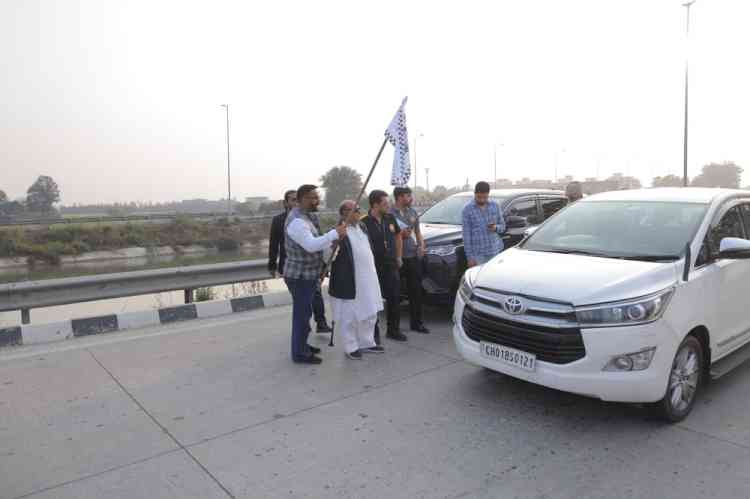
top-left (285, 277), bottom-right (317, 361)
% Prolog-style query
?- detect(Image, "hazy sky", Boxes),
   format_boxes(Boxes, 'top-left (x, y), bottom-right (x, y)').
top-left (2, 0), bottom-right (749, 205)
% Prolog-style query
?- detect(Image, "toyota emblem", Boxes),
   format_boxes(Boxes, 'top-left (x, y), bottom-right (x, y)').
top-left (503, 296), bottom-right (527, 315)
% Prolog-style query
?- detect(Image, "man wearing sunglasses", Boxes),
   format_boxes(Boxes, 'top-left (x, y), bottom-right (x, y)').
top-left (328, 200), bottom-right (384, 359)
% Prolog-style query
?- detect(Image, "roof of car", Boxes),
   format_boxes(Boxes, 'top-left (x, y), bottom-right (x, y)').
top-left (582, 187), bottom-right (747, 204)
top-left (451, 188), bottom-right (565, 198)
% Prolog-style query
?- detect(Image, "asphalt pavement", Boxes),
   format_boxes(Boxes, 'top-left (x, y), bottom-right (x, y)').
top-left (2, 303), bottom-right (750, 499)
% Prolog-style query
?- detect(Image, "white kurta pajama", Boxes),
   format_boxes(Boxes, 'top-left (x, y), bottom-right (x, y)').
top-left (330, 225), bottom-right (384, 354)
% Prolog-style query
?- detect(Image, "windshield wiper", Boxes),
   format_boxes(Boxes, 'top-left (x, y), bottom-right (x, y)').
top-left (614, 254), bottom-right (681, 262)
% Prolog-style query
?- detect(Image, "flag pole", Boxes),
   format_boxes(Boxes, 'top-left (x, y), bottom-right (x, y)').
top-left (356, 137), bottom-right (389, 204)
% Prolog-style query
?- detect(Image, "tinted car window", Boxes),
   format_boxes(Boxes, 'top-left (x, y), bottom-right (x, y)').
top-left (710, 206), bottom-right (745, 253)
top-left (740, 204), bottom-right (750, 236)
top-left (420, 195), bottom-right (508, 225)
top-left (508, 198), bottom-right (539, 224)
top-left (540, 197), bottom-right (567, 220)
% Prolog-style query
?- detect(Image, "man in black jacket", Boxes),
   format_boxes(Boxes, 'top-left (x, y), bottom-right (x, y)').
top-left (329, 200), bottom-right (384, 359)
top-left (268, 189), bottom-right (332, 333)
top-left (362, 190), bottom-right (407, 343)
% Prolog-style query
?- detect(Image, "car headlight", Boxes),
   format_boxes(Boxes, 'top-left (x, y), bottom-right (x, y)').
top-left (575, 288), bottom-right (674, 328)
top-left (458, 269), bottom-right (477, 303)
top-left (425, 244), bottom-right (457, 257)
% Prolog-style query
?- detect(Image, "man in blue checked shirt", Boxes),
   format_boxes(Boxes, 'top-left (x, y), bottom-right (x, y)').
top-left (462, 181), bottom-right (506, 268)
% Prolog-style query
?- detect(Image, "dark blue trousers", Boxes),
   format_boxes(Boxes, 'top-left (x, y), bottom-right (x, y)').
top-left (285, 278), bottom-right (316, 361)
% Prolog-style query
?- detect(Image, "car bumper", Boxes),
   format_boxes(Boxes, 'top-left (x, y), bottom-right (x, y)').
top-left (420, 253), bottom-right (461, 303)
top-left (452, 295), bottom-right (679, 403)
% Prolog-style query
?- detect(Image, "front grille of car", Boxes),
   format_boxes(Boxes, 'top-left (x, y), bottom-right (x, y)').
top-left (461, 305), bottom-right (586, 365)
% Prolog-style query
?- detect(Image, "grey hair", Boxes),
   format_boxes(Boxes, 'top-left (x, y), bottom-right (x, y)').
top-left (338, 199), bottom-right (356, 217)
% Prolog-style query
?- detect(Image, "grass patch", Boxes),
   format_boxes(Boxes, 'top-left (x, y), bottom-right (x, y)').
top-left (0, 218), bottom-right (269, 261)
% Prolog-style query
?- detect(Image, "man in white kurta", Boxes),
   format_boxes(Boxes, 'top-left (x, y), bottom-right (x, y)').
top-left (330, 201), bottom-right (384, 359)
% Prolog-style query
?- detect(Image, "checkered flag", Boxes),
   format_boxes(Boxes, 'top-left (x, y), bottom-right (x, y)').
top-left (385, 97), bottom-right (411, 186)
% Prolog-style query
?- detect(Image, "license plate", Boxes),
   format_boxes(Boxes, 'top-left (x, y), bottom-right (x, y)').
top-left (480, 341), bottom-right (536, 372)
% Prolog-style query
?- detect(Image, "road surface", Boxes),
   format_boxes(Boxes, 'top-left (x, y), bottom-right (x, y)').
top-left (2, 304), bottom-right (750, 498)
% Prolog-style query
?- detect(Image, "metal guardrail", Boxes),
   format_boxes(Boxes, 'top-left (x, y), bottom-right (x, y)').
top-left (0, 210), bottom-right (338, 227)
top-left (0, 259), bottom-right (271, 324)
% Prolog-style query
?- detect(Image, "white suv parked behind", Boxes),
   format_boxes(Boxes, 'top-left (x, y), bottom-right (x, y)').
top-left (453, 188), bottom-right (750, 422)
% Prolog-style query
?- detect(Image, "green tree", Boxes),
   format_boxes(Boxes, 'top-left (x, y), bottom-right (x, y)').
top-left (652, 175), bottom-right (684, 187)
top-left (691, 162), bottom-right (743, 189)
top-left (26, 175), bottom-right (61, 214)
top-left (0, 190), bottom-right (7, 202)
top-left (319, 166), bottom-right (363, 209)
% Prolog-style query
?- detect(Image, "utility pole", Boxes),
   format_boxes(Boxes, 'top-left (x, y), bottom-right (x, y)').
top-left (682, 1), bottom-right (696, 187)
top-left (413, 132), bottom-right (423, 191)
top-left (493, 143), bottom-right (503, 189)
top-left (221, 104), bottom-right (232, 216)
top-left (554, 148), bottom-right (565, 184)
top-left (425, 168), bottom-right (430, 193)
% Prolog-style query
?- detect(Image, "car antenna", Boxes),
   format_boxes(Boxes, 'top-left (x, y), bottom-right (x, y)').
top-left (682, 242), bottom-right (692, 282)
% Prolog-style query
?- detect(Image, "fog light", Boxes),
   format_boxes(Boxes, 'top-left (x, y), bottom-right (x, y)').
top-left (603, 347), bottom-right (656, 372)
top-left (629, 348), bottom-right (656, 370)
top-left (614, 356), bottom-right (634, 371)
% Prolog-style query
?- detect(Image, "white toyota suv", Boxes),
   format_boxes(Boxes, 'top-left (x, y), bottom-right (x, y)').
top-left (453, 188), bottom-right (750, 422)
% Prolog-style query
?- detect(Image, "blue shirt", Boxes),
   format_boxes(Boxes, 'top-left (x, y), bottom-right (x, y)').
top-left (461, 199), bottom-right (505, 260)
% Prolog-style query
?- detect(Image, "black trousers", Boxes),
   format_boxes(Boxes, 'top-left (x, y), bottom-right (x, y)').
top-left (401, 256), bottom-right (424, 327)
top-left (312, 282), bottom-right (327, 326)
top-left (374, 261), bottom-right (401, 342)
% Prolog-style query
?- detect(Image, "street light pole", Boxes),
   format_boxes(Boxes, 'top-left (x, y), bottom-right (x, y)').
top-left (493, 143), bottom-right (503, 189)
top-left (221, 104), bottom-right (232, 216)
top-left (682, 1), bottom-right (695, 187)
top-left (413, 132), bottom-right (423, 191)
top-left (425, 167), bottom-right (430, 194)
top-left (554, 148), bottom-right (565, 184)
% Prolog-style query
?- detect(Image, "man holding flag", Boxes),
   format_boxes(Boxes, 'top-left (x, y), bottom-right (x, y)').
top-left (321, 97), bottom-right (425, 349)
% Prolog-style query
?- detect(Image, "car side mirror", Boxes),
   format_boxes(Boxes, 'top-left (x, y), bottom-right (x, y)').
top-left (718, 237), bottom-right (750, 259)
top-left (506, 215), bottom-right (528, 230)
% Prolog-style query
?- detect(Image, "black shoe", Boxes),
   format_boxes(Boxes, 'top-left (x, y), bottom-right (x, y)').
top-left (307, 345), bottom-right (321, 355)
top-left (316, 323), bottom-right (333, 333)
top-left (363, 346), bottom-right (385, 354)
top-left (346, 350), bottom-right (363, 360)
top-left (294, 355), bottom-right (322, 365)
top-left (411, 324), bottom-right (431, 334)
top-left (386, 331), bottom-right (408, 342)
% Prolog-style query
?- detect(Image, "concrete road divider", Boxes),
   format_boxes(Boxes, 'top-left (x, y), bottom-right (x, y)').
top-left (0, 286), bottom-right (306, 349)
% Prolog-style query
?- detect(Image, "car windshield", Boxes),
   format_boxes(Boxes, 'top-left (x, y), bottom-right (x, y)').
top-left (522, 200), bottom-right (708, 260)
top-left (420, 196), bottom-right (508, 225)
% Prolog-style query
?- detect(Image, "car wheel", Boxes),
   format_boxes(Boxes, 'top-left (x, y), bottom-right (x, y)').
top-left (650, 335), bottom-right (703, 423)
